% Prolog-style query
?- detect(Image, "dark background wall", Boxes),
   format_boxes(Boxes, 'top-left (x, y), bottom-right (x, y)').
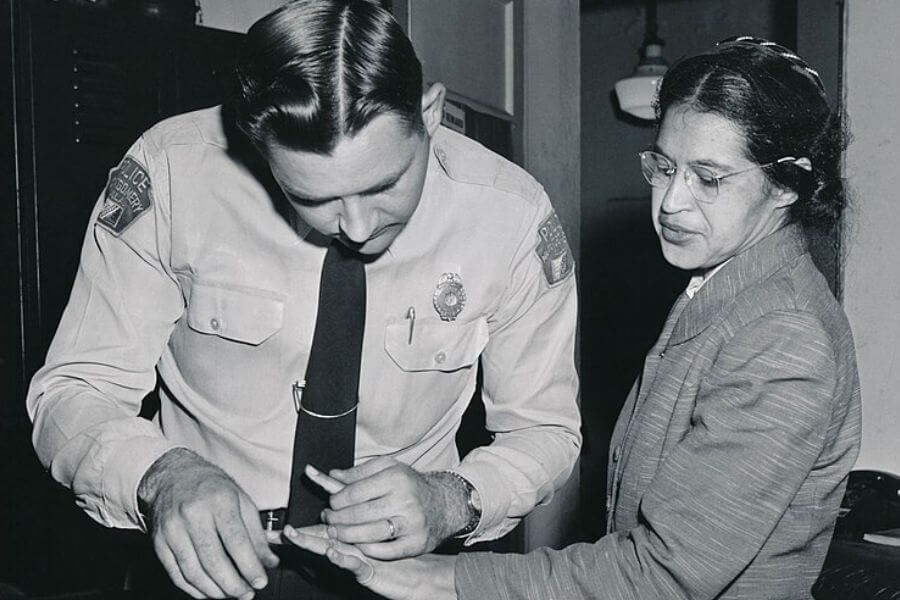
top-left (1, 2), bottom-right (242, 595)
top-left (578, 0), bottom-right (800, 540)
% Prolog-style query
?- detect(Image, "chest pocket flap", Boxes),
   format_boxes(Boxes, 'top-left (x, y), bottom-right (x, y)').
top-left (186, 282), bottom-right (284, 345)
top-left (385, 317), bottom-right (488, 372)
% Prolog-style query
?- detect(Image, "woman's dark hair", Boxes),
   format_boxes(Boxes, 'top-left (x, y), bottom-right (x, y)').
top-left (231, 0), bottom-right (423, 154)
top-left (656, 36), bottom-right (849, 234)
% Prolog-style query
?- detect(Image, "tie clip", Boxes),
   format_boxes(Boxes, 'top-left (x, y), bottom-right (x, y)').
top-left (292, 379), bottom-right (359, 418)
top-left (291, 380), bottom-right (306, 413)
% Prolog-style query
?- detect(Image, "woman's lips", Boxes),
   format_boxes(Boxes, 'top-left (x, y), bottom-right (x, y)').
top-left (659, 220), bottom-right (697, 244)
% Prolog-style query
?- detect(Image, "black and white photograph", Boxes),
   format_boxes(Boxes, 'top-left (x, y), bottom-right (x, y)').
top-left (1, 1), bottom-right (897, 599)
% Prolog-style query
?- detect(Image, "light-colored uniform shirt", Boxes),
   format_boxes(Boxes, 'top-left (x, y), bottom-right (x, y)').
top-left (26, 107), bottom-right (581, 544)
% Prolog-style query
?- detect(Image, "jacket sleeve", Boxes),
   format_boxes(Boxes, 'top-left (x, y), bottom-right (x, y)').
top-left (452, 191), bottom-right (582, 544)
top-left (455, 310), bottom-right (838, 598)
top-left (26, 137), bottom-right (186, 530)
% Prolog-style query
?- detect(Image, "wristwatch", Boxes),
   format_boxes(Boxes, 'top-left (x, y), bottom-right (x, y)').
top-left (444, 470), bottom-right (482, 537)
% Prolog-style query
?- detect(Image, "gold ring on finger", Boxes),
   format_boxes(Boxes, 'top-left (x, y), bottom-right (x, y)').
top-left (386, 518), bottom-right (397, 540)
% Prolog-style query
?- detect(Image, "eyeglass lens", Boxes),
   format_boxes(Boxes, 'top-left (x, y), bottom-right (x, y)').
top-left (639, 151), bottom-right (720, 203)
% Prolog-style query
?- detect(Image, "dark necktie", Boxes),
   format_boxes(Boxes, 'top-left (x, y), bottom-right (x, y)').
top-left (286, 243), bottom-right (366, 527)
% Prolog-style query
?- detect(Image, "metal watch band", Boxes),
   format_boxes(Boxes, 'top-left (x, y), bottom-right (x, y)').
top-left (443, 470), bottom-right (482, 537)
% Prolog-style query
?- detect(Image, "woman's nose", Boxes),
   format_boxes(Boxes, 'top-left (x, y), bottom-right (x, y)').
top-left (659, 170), bottom-right (695, 213)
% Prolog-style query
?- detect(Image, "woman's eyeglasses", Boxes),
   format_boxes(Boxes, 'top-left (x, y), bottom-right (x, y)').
top-left (638, 150), bottom-right (801, 204)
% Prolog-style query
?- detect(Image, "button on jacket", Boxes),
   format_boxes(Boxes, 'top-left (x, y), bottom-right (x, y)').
top-left (26, 107), bottom-right (581, 543)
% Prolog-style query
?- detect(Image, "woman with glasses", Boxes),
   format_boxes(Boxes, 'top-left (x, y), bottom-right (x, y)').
top-left (282, 37), bottom-right (861, 600)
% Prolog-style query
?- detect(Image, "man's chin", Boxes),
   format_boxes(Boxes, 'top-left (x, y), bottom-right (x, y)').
top-left (339, 237), bottom-right (391, 257)
top-left (341, 229), bottom-right (401, 256)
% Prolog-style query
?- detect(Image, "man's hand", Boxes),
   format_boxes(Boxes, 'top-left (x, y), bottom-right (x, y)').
top-left (305, 458), bottom-right (475, 559)
top-left (283, 524), bottom-right (458, 600)
top-left (138, 448), bottom-right (279, 599)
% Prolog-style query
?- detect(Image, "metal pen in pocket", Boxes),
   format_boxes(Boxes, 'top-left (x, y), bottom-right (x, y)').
top-left (406, 306), bottom-right (416, 344)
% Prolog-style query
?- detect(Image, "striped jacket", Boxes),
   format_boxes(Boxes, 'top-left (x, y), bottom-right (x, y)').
top-left (457, 224), bottom-right (861, 599)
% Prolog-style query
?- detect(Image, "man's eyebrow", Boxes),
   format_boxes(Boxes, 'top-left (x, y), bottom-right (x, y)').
top-left (361, 170), bottom-right (404, 195)
top-left (282, 166), bottom-right (407, 203)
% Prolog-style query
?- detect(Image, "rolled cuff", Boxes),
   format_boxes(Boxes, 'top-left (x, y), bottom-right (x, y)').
top-left (101, 437), bottom-right (185, 531)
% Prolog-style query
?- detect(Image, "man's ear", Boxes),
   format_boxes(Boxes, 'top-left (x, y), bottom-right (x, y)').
top-left (421, 82), bottom-right (446, 136)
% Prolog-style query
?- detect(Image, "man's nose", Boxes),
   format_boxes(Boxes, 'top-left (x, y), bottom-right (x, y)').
top-left (338, 197), bottom-right (377, 243)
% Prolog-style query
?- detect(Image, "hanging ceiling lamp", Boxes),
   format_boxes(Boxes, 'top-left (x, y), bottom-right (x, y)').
top-left (614, 0), bottom-right (667, 121)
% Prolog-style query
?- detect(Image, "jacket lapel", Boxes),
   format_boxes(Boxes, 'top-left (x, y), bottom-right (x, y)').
top-left (669, 224), bottom-right (808, 346)
top-left (610, 225), bottom-right (809, 530)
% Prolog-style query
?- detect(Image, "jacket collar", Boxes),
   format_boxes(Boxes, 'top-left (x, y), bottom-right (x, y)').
top-left (669, 223), bottom-right (808, 345)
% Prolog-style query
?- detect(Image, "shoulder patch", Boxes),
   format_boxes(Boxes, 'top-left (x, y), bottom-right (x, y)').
top-left (97, 156), bottom-right (152, 235)
top-left (535, 211), bottom-right (574, 287)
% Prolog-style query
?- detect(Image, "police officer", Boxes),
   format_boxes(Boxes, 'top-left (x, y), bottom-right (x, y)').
top-left (26, 1), bottom-right (580, 599)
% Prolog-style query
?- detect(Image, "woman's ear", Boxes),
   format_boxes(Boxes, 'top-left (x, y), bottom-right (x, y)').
top-left (421, 82), bottom-right (446, 136)
top-left (773, 186), bottom-right (799, 209)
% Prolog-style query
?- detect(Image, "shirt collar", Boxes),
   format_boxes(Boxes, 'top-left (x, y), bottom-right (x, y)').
top-left (685, 259), bottom-right (731, 299)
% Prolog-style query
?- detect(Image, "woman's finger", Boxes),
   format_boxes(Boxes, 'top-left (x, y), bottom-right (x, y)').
top-left (283, 524), bottom-right (332, 555)
top-left (325, 546), bottom-right (376, 584)
top-left (284, 526), bottom-right (376, 584)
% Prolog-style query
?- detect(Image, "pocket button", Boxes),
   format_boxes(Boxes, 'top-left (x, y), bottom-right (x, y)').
top-left (434, 352), bottom-right (447, 365)
top-left (210, 317), bottom-right (220, 331)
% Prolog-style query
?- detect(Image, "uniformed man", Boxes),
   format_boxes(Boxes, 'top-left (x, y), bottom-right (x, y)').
top-left (26, 1), bottom-right (580, 599)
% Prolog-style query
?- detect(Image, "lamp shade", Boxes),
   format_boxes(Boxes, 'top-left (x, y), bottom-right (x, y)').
top-left (614, 74), bottom-right (663, 120)
top-left (615, 41), bottom-right (667, 121)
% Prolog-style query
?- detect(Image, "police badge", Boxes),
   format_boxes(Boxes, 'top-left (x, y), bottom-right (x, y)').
top-left (432, 273), bottom-right (466, 321)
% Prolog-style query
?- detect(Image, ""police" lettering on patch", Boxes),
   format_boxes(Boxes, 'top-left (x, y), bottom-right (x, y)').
top-left (535, 211), bottom-right (574, 287)
top-left (97, 156), bottom-right (152, 234)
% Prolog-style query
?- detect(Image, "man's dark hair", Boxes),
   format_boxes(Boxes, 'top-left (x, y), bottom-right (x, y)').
top-left (232, 0), bottom-right (423, 155)
top-left (657, 37), bottom-right (849, 235)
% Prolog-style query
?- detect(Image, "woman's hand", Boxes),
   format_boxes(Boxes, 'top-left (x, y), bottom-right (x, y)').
top-left (282, 524), bottom-right (458, 600)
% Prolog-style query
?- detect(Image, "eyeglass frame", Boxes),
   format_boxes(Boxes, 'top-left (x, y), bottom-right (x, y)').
top-left (638, 150), bottom-right (803, 204)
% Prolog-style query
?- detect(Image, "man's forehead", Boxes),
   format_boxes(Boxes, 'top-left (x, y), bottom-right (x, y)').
top-left (267, 116), bottom-right (425, 199)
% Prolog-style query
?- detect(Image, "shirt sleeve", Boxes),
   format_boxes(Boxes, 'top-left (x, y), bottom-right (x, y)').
top-left (26, 137), bottom-right (186, 530)
top-left (452, 191), bottom-right (582, 543)
top-left (455, 310), bottom-right (839, 599)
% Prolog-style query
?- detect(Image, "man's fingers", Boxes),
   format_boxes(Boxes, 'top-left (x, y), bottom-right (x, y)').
top-left (215, 510), bottom-right (270, 591)
top-left (327, 516), bottom-right (402, 544)
top-left (355, 540), bottom-right (416, 561)
top-left (323, 494), bottom-right (397, 525)
top-left (160, 530), bottom-right (227, 599)
top-left (327, 456), bottom-right (393, 484)
top-left (155, 542), bottom-right (206, 599)
top-left (239, 498), bottom-right (280, 568)
top-left (305, 464), bottom-right (346, 494)
top-left (185, 517), bottom-right (254, 599)
top-left (326, 473), bottom-right (399, 513)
